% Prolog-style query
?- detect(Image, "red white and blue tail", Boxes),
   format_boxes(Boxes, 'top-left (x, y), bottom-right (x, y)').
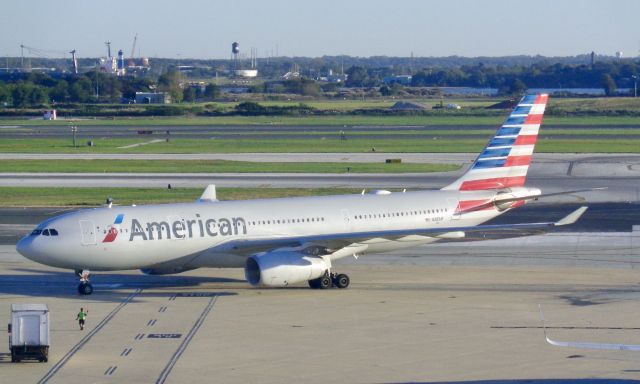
top-left (443, 94), bottom-right (548, 191)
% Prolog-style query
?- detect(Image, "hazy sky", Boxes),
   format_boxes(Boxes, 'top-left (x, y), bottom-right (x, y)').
top-left (1, 0), bottom-right (638, 59)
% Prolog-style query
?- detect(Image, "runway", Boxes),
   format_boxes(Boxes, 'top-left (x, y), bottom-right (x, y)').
top-left (2, 154), bottom-right (639, 203)
top-left (2, 151), bottom-right (640, 382)
top-left (1, 227), bottom-right (640, 383)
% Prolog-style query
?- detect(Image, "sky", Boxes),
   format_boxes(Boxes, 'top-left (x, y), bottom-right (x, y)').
top-left (1, 0), bottom-right (638, 60)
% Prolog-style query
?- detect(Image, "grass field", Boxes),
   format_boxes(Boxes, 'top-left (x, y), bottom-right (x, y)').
top-left (0, 159), bottom-right (459, 174)
top-left (0, 187), bottom-right (366, 207)
top-left (0, 137), bottom-right (638, 153)
top-left (1, 114), bottom-right (640, 127)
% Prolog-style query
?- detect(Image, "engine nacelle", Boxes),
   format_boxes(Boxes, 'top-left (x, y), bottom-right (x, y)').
top-left (245, 249), bottom-right (329, 287)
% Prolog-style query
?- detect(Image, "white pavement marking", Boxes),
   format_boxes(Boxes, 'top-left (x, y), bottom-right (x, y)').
top-left (117, 139), bottom-right (165, 149)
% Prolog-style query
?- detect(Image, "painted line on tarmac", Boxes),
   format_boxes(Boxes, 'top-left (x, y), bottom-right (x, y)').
top-left (38, 289), bottom-right (142, 384)
top-left (155, 295), bottom-right (218, 384)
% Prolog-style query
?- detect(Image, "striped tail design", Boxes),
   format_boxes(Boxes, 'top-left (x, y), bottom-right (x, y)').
top-left (442, 94), bottom-right (548, 191)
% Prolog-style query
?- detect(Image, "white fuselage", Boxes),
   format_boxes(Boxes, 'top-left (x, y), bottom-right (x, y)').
top-left (16, 188), bottom-right (516, 272)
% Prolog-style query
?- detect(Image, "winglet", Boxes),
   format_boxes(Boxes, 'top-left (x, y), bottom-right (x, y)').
top-left (555, 206), bottom-right (588, 226)
top-left (198, 184), bottom-right (218, 202)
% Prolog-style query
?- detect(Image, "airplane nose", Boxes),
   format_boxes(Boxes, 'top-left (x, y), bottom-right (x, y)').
top-left (16, 236), bottom-right (33, 259)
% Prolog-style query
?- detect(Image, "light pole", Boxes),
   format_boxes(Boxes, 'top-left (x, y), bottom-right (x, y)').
top-left (70, 125), bottom-right (77, 147)
top-left (632, 75), bottom-right (638, 98)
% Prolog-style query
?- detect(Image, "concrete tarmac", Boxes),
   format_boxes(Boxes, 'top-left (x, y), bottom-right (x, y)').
top-left (1, 229), bottom-right (640, 383)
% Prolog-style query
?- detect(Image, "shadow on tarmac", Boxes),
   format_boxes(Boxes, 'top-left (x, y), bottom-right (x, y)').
top-left (0, 267), bottom-right (244, 302)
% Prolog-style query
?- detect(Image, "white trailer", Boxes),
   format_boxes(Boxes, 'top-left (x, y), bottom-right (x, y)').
top-left (8, 304), bottom-right (49, 362)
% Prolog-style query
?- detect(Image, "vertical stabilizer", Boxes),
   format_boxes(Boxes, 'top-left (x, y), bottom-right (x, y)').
top-left (442, 94), bottom-right (548, 191)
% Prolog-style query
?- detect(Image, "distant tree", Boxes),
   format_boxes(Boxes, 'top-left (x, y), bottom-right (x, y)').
top-left (235, 101), bottom-right (266, 115)
top-left (0, 82), bottom-right (9, 104)
top-left (499, 78), bottom-right (527, 96)
top-left (182, 87), bottom-right (196, 102)
top-left (49, 80), bottom-right (70, 103)
top-left (28, 86), bottom-right (47, 106)
top-left (158, 69), bottom-right (184, 103)
top-left (11, 83), bottom-right (31, 107)
top-left (601, 74), bottom-right (617, 96)
top-left (204, 83), bottom-right (221, 99)
top-left (69, 77), bottom-right (94, 103)
top-left (345, 66), bottom-right (368, 87)
top-left (283, 78), bottom-right (320, 96)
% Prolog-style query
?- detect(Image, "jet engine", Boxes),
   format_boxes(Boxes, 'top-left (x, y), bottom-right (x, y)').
top-left (245, 249), bottom-right (328, 287)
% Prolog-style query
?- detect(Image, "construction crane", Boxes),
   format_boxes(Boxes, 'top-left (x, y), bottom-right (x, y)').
top-left (20, 43), bottom-right (74, 71)
top-left (130, 33), bottom-right (138, 59)
top-left (69, 50), bottom-right (78, 74)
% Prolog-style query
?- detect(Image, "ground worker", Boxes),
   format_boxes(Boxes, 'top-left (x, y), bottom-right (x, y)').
top-left (76, 307), bottom-right (88, 330)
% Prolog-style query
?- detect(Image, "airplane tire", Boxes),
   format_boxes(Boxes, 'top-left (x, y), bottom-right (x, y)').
top-left (335, 274), bottom-right (350, 289)
top-left (78, 283), bottom-right (93, 295)
top-left (319, 275), bottom-right (332, 289)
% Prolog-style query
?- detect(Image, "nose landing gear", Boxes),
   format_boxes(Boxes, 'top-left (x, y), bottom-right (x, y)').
top-left (76, 270), bottom-right (93, 295)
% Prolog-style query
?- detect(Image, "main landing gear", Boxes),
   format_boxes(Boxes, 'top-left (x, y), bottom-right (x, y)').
top-left (76, 269), bottom-right (93, 295)
top-left (308, 271), bottom-right (350, 289)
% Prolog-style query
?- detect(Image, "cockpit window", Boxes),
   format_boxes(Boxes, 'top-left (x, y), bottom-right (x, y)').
top-left (29, 228), bottom-right (58, 237)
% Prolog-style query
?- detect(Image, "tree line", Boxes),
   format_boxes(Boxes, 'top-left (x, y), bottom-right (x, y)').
top-left (0, 59), bottom-right (637, 107)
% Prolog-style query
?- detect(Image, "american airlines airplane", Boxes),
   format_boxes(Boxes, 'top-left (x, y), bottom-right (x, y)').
top-left (16, 93), bottom-right (590, 295)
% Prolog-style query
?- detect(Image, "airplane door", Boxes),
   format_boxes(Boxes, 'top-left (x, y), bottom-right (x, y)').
top-left (79, 220), bottom-right (97, 245)
top-left (447, 198), bottom-right (461, 220)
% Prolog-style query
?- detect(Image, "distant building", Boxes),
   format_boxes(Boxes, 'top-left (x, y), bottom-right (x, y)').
top-left (383, 75), bottom-right (412, 86)
top-left (318, 69), bottom-right (347, 83)
top-left (135, 92), bottom-right (171, 104)
top-left (43, 109), bottom-right (57, 120)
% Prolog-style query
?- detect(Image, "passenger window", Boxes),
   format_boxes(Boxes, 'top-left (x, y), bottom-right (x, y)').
top-left (50, 229), bottom-right (59, 236)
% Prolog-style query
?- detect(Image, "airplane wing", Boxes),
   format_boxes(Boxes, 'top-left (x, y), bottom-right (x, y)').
top-left (220, 206), bottom-right (588, 256)
top-left (462, 188), bottom-right (606, 214)
top-left (539, 305), bottom-right (640, 351)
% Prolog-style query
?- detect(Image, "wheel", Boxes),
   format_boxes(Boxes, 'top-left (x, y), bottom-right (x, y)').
top-left (42, 356), bottom-right (48, 363)
top-left (78, 282), bottom-right (93, 295)
top-left (335, 274), bottom-right (350, 289)
top-left (319, 275), bottom-right (332, 289)
top-left (308, 278), bottom-right (321, 289)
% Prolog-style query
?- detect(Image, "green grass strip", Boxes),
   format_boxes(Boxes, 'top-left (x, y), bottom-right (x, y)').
top-left (0, 159), bottom-right (459, 174)
top-left (0, 187), bottom-right (367, 207)
top-left (0, 137), bottom-right (638, 153)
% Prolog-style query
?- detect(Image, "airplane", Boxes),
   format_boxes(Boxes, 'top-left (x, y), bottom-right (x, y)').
top-left (539, 305), bottom-right (640, 351)
top-left (17, 93), bottom-right (591, 295)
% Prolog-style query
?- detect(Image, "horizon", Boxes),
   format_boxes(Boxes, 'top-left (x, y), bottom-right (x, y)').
top-left (1, 0), bottom-right (638, 60)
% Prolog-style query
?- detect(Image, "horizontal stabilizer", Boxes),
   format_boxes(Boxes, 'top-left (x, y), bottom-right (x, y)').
top-left (539, 305), bottom-right (640, 351)
top-left (555, 206), bottom-right (588, 226)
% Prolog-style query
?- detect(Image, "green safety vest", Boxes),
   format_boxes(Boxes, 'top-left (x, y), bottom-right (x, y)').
top-left (77, 311), bottom-right (87, 320)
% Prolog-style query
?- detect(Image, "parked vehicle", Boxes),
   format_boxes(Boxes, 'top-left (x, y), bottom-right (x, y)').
top-left (8, 304), bottom-right (49, 363)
